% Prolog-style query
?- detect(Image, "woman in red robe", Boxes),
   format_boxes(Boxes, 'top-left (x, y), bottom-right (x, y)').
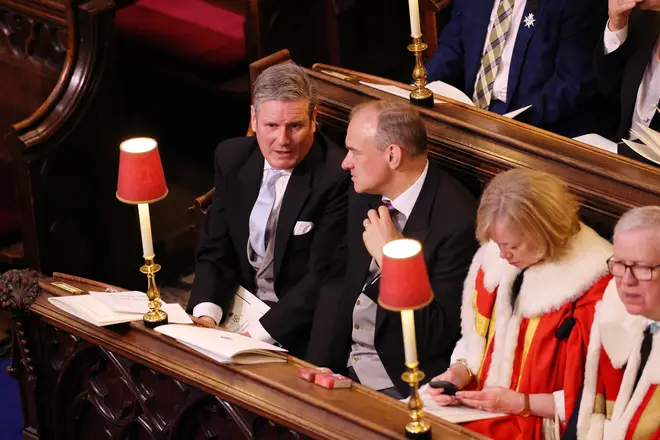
top-left (425, 169), bottom-right (612, 439)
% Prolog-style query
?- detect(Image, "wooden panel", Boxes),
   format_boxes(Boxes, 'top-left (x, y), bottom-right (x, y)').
top-left (0, 270), bottom-right (485, 440)
top-left (308, 65), bottom-right (660, 237)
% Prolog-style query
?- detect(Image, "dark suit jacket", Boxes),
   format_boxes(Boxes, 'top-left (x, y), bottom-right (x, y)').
top-left (425, 0), bottom-right (610, 137)
top-left (595, 9), bottom-right (660, 141)
top-left (306, 162), bottom-right (478, 396)
top-left (189, 133), bottom-right (350, 355)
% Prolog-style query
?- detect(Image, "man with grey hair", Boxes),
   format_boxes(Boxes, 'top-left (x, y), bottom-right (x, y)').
top-left (563, 206), bottom-right (660, 439)
top-left (189, 63), bottom-right (350, 356)
top-left (306, 99), bottom-right (477, 397)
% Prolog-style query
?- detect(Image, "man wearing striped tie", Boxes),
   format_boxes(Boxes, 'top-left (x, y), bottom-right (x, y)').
top-left (564, 206), bottom-right (660, 439)
top-left (425, 0), bottom-right (611, 138)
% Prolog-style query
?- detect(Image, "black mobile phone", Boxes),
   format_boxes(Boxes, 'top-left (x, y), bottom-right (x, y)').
top-left (428, 380), bottom-right (458, 396)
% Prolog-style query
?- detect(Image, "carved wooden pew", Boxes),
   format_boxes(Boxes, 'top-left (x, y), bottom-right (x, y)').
top-left (1, 269), bottom-right (484, 440)
top-left (0, 0), bottom-right (146, 287)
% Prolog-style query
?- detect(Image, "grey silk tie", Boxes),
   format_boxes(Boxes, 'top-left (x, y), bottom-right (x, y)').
top-left (249, 169), bottom-right (282, 258)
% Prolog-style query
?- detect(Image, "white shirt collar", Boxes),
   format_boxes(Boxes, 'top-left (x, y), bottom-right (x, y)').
top-left (382, 161), bottom-right (429, 220)
top-left (264, 159), bottom-right (293, 175)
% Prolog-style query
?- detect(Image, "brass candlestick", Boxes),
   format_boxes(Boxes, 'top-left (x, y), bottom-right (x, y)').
top-left (141, 256), bottom-right (168, 328)
top-left (402, 363), bottom-right (431, 439)
top-left (408, 36), bottom-right (434, 108)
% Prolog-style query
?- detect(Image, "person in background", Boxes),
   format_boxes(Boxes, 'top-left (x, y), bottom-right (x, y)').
top-left (425, 0), bottom-right (611, 137)
top-left (425, 169), bottom-right (612, 439)
top-left (565, 206), bottom-right (660, 440)
top-left (188, 63), bottom-right (350, 356)
top-left (595, 0), bottom-right (659, 163)
top-left (306, 99), bottom-right (477, 398)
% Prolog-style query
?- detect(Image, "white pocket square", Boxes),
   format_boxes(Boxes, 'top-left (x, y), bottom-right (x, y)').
top-left (293, 221), bottom-right (315, 236)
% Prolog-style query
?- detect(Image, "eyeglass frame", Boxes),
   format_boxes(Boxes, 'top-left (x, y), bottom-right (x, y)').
top-left (606, 256), bottom-right (660, 281)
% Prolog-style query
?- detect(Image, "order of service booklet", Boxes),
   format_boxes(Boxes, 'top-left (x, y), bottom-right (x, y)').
top-left (155, 324), bottom-right (287, 365)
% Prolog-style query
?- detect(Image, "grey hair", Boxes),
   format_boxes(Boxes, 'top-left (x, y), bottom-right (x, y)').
top-left (252, 63), bottom-right (317, 118)
top-left (614, 206), bottom-right (660, 235)
top-left (350, 99), bottom-right (427, 156)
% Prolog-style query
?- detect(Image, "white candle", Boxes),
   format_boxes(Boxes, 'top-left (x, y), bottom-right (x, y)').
top-left (137, 203), bottom-right (154, 258)
top-left (408, 0), bottom-right (422, 38)
top-left (401, 309), bottom-right (418, 366)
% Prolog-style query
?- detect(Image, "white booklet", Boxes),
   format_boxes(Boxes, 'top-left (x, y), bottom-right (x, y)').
top-left (406, 386), bottom-right (506, 424)
top-left (426, 80), bottom-right (533, 120)
top-left (359, 80), bottom-right (531, 119)
top-left (623, 122), bottom-right (660, 165)
top-left (49, 291), bottom-right (193, 327)
top-left (223, 286), bottom-right (271, 333)
top-left (155, 324), bottom-right (287, 364)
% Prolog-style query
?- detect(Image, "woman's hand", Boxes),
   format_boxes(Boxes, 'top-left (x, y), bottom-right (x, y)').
top-left (428, 364), bottom-right (470, 406)
top-left (455, 387), bottom-right (525, 414)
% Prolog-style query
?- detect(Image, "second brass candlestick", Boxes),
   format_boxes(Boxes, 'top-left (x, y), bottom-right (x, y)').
top-left (141, 256), bottom-right (168, 328)
top-left (402, 363), bottom-right (432, 439)
top-left (408, 36), bottom-right (434, 108)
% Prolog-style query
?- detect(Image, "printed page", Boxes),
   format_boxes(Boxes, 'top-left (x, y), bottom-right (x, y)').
top-left (155, 324), bottom-right (287, 363)
top-left (223, 286), bottom-right (271, 334)
top-left (426, 80), bottom-right (474, 106)
top-left (89, 291), bottom-right (149, 313)
top-left (573, 133), bottom-right (618, 154)
top-left (406, 386), bottom-right (507, 424)
top-left (360, 82), bottom-right (445, 104)
top-left (49, 295), bottom-right (144, 326)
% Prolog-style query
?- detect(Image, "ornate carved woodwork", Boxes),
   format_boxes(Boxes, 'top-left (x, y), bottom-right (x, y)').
top-left (0, 273), bottom-right (485, 440)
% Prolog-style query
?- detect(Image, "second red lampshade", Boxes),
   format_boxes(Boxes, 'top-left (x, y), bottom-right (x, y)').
top-left (379, 239), bottom-right (433, 311)
top-left (117, 137), bottom-right (168, 204)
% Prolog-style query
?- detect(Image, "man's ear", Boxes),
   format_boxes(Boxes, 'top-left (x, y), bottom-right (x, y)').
top-left (387, 144), bottom-right (404, 169)
top-left (250, 105), bottom-right (257, 134)
top-left (310, 107), bottom-right (318, 134)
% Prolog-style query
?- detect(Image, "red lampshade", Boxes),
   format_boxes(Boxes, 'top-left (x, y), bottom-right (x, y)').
top-left (116, 137), bottom-right (168, 204)
top-left (378, 239), bottom-right (433, 311)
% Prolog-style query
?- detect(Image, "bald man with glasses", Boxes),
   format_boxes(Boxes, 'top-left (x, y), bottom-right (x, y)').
top-left (562, 206), bottom-right (660, 440)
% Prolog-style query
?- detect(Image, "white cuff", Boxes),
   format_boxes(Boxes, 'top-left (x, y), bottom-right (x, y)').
top-left (603, 21), bottom-right (628, 54)
top-left (246, 319), bottom-right (277, 345)
top-left (192, 302), bottom-right (223, 325)
top-left (553, 390), bottom-right (566, 422)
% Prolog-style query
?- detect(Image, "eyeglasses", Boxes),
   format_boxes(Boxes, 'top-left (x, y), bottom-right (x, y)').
top-left (607, 257), bottom-right (660, 281)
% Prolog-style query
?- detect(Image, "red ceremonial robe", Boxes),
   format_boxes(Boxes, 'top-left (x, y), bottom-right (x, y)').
top-left (447, 225), bottom-right (612, 439)
top-left (577, 279), bottom-right (660, 440)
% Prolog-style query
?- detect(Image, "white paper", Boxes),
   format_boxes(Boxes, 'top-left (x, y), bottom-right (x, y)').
top-left (161, 303), bottom-right (194, 325)
top-left (503, 104), bottom-right (532, 119)
top-left (223, 286), bottom-right (271, 334)
top-left (89, 291), bottom-right (150, 313)
top-left (573, 133), bottom-right (618, 154)
top-left (410, 386), bottom-right (507, 423)
top-left (155, 324), bottom-right (287, 364)
top-left (360, 81), bottom-right (445, 104)
top-left (55, 292), bottom-right (193, 326)
top-left (622, 139), bottom-right (660, 165)
top-left (49, 295), bottom-right (144, 326)
top-left (426, 80), bottom-right (473, 106)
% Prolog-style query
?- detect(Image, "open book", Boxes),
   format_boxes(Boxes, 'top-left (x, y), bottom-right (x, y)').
top-left (621, 119), bottom-right (660, 165)
top-left (155, 324), bottom-right (287, 364)
top-left (360, 80), bottom-right (532, 119)
top-left (48, 291), bottom-right (193, 327)
top-left (408, 385), bottom-right (507, 424)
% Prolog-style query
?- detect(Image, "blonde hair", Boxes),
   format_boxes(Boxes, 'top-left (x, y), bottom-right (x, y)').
top-left (476, 169), bottom-right (581, 261)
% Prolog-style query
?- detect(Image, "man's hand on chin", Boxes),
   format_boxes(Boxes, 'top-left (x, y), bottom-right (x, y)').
top-left (362, 206), bottom-right (403, 267)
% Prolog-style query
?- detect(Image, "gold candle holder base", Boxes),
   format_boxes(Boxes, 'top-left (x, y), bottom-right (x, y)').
top-left (408, 36), bottom-right (434, 109)
top-left (140, 256), bottom-right (168, 328)
top-left (401, 363), bottom-right (431, 439)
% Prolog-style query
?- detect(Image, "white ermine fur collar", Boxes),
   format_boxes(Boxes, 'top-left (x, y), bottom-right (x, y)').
top-left (577, 279), bottom-right (660, 440)
top-left (454, 224), bottom-right (611, 388)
